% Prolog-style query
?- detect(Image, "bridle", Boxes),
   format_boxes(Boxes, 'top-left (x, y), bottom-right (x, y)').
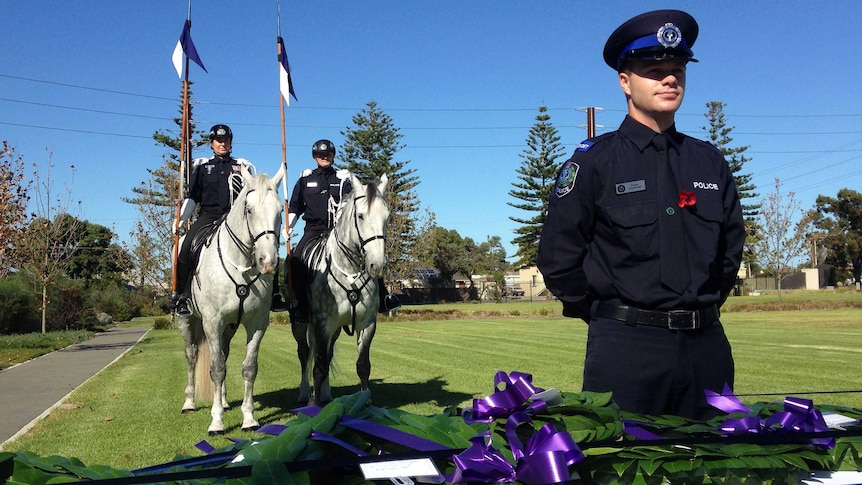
top-left (198, 187), bottom-right (280, 328)
top-left (326, 192), bottom-right (386, 335)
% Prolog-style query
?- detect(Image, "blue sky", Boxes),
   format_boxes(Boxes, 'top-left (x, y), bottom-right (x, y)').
top-left (3, 1), bottom-right (861, 262)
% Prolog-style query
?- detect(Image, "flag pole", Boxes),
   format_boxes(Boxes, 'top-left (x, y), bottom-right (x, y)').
top-left (171, 3), bottom-right (194, 301)
top-left (276, 0), bottom-right (293, 303)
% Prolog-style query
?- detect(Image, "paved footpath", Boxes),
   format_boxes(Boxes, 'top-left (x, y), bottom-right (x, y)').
top-left (0, 326), bottom-right (150, 447)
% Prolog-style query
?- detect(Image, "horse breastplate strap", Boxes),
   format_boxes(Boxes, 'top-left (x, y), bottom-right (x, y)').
top-left (325, 254), bottom-right (373, 336)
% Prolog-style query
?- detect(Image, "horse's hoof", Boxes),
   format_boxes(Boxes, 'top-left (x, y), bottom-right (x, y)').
top-left (181, 408), bottom-right (195, 414)
top-left (208, 430), bottom-right (225, 436)
top-left (242, 425), bottom-right (260, 433)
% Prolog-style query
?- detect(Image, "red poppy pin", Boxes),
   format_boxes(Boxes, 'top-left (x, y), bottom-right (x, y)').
top-left (678, 191), bottom-right (697, 208)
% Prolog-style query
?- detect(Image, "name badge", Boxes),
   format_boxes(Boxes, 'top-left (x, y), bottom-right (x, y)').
top-left (307, 181), bottom-right (318, 188)
top-left (615, 180), bottom-right (646, 195)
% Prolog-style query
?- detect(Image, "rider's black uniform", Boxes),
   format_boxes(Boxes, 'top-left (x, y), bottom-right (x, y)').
top-left (287, 166), bottom-right (352, 319)
top-left (175, 155), bottom-right (246, 301)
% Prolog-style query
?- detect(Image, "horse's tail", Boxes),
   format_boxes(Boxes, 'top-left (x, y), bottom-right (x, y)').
top-left (195, 328), bottom-right (213, 404)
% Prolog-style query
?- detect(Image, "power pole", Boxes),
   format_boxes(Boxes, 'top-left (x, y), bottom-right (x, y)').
top-left (577, 107), bottom-right (604, 138)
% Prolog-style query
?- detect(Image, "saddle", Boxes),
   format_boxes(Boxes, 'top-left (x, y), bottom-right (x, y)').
top-left (188, 217), bottom-right (224, 274)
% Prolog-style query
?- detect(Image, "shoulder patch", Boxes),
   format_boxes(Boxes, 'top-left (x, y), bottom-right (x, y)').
top-left (554, 160), bottom-right (580, 198)
top-left (575, 140), bottom-right (594, 152)
top-left (301, 168), bottom-right (313, 177)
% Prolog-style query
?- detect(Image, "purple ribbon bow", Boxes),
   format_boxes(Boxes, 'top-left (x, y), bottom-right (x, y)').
top-left (705, 383), bottom-right (835, 449)
top-left (452, 412), bottom-right (584, 484)
top-left (463, 371), bottom-right (547, 423)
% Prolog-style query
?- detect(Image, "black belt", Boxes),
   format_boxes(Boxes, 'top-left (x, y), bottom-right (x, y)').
top-left (595, 302), bottom-right (718, 331)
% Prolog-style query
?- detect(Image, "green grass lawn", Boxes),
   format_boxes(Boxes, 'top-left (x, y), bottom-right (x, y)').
top-left (2, 301), bottom-right (860, 470)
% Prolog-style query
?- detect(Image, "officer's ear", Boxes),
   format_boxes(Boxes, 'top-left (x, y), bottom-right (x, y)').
top-left (619, 71), bottom-right (632, 97)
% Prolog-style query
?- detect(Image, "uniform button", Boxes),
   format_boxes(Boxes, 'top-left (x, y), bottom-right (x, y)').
top-left (666, 207), bottom-right (675, 215)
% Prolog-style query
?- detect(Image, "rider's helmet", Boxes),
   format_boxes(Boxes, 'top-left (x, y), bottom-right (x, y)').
top-left (312, 139), bottom-right (336, 158)
top-left (208, 124), bottom-right (233, 140)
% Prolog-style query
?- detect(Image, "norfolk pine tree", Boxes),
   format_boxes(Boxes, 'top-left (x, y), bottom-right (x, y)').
top-left (703, 101), bottom-right (759, 274)
top-left (340, 101), bottom-right (431, 289)
top-left (508, 106), bottom-right (565, 270)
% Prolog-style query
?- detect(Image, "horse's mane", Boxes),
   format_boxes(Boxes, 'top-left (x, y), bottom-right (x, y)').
top-left (248, 173), bottom-right (276, 195)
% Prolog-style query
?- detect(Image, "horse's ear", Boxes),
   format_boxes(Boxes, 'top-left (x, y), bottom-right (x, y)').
top-left (241, 164), bottom-right (254, 185)
top-left (272, 163), bottom-right (285, 186)
top-left (378, 173), bottom-right (388, 195)
top-left (349, 173), bottom-right (363, 193)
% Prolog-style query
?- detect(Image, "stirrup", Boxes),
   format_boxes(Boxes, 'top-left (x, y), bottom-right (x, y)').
top-left (175, 297), bottom-right (192, 317)
top-left (270, 293), bottom-right (289, 312)
top-left (380, 294), bottom-right (402, 313)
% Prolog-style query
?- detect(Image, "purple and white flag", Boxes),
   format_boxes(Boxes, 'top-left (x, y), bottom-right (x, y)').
top-left (277, 36), bottom-right (297, 105)
top-left (172, 19), bottom-right (207, 78)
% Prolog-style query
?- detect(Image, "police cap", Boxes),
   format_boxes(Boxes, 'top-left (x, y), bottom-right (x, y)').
top-left (208, 124), bottom-right (233, 140)
top-left (312, 139), bottom-right (336, 157)
top-left (603, 9), bottom-right (699, 71)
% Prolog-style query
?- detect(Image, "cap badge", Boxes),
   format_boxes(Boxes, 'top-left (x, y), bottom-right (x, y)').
top-left (657, 22), bottom-right (682, 48)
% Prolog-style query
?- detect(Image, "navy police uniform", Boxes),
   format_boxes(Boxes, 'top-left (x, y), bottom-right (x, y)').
top-left (288, 165), bottom-right (352, 252)
top-left (287, 165), bottom-right (352, 318)
top-left (536, 10), bottom-right (746, 420)
top-left (176, 154), bottom-right (251, 299)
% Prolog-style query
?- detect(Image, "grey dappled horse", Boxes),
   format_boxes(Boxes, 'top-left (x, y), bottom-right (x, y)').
top-left (178, 165), bottom-right (283, 435)
top-left (293, 173), bottom-right (390, 406)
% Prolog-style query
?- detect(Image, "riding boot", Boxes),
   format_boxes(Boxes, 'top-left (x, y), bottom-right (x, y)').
top-left (378, 280), bottom-right (402, 313)
top-left (174, 243), bottom-right (192, 317)
top-left (270, 263), bottom-right (288, 312)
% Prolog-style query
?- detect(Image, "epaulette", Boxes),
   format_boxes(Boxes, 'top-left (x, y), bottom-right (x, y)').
top-left (301, 168), bottom-right (313, 177)
top-left (574, 132), bottom-right (615, 153)
top-left (192, 157), bottom-right (209, 167)
top-left (335, 169), bottom-right (350, 180)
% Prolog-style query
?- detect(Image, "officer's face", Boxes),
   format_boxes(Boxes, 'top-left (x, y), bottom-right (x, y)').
top-left (211, 137), bottom-right (232, 156)
top-left (315, 153), bottom-right (334, 168)
top-left (619, 59), bottom-right (686, 126)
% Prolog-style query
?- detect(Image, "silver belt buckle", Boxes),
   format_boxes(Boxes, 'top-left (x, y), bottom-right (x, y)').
top-left (667, 310), bottom-right (698, 330)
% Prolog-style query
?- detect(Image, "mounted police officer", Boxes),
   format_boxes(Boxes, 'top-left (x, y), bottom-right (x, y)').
top-left (286, 139), bottom-right (401, 323)
top-left (536, 10), bottom-right (745, 420)
top-left (173, 124), bottom-right (288, 316)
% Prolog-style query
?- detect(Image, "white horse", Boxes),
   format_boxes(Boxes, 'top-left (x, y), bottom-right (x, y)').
top-left (178, 165), bottom-right (283, 435)
top-left (293, 173), bottom-right (389, 406)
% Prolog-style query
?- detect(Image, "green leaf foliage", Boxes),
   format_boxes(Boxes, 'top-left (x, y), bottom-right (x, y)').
top-left (2, 391), bottom-right (861, 484)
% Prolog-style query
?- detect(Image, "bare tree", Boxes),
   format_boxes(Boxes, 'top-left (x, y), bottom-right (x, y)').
top-left (15, 150), bottom-right (82, 333)
top-left (750, 178), bottom-right (812, 300)
top-left (0, 142), bottom-right (32, 277)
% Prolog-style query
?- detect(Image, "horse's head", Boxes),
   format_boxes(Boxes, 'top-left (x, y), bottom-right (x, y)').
top-left (238, 166), bottom-right (283, 275)
top-left (341, 173), bottom-right (390, 278)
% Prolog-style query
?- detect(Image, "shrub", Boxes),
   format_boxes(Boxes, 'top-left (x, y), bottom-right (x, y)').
top-left (152, 317), bottom-right (172, 330)
top-left (86, 281), bottom-right (142, 323)
top-left (46, 279), bottom-right (92, 331)
top-left (270, 312), bottom-right (290, 326)
top-left (0, 276), bottom-right (37, 334)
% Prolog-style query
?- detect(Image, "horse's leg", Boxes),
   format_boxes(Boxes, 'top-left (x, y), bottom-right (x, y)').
top-left (357, 319), bottom-right (377, 395)
top-left (219, 324), bottom-right (239, 410)
top-left (292, 320), bottom-right (311, 403)
top-left (207, 325), bottom-right (228, 435)
top-left (178, 315), bottom-right (197, 412)
top-left (239, 321), bottom-right (266, 431)
top-left (312, 324), bottom-right (339, 406)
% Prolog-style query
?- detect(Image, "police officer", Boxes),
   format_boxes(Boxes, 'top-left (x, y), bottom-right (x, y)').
top-left (536, 10), bottom-right (745, 420)
top-left (286, 139), bottom-right (400, 323)
top-left (173, 124), bottom-right (288, 316)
